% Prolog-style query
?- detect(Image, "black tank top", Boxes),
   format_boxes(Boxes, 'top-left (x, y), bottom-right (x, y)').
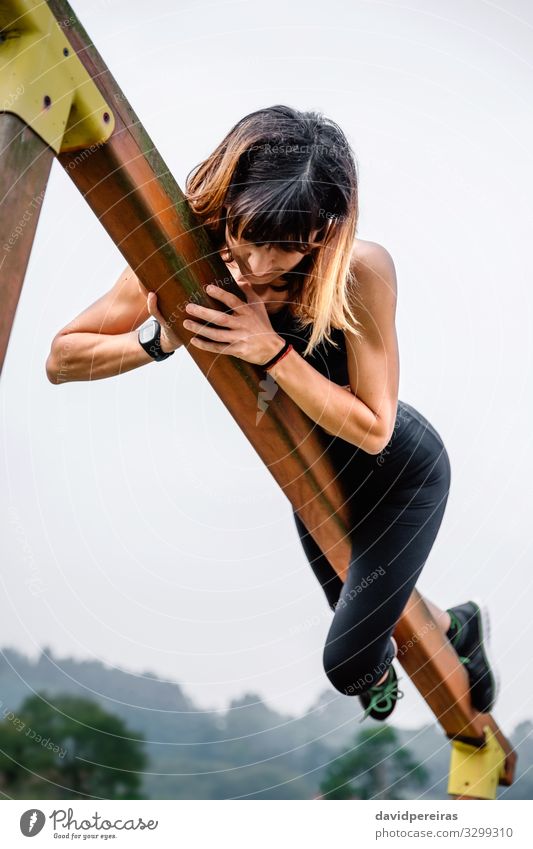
top-left (269, 304), bottom-right (350, 386)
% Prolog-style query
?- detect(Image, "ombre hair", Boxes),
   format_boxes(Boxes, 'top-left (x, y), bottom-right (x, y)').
top-left (184, 104), bottom-right (363, 356)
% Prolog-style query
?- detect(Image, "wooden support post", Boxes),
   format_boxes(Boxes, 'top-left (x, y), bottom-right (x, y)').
top-left (0, 0), bottom-right (516, 795)
top-left (0, 115), bottom-right (54, 372)
top-left (1, 0), bottom-right (114, 373)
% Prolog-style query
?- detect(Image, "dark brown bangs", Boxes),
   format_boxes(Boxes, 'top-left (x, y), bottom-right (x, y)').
top-left (223, 182), bottom-right (329, 253)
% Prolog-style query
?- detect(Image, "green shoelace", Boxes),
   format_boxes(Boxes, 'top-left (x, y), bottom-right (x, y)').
top-left (359, 668), bottom-right (404, 722)
top-left (447, 610), bottom-right (471, 666)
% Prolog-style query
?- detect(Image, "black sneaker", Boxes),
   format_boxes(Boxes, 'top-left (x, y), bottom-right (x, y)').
top-left (446, 598), bottom-right (500, 713)
top-left (358, 663), bottom-right (404, 722)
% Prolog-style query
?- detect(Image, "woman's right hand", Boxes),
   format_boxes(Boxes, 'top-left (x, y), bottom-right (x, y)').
top-left (137, 280), bottom-right (182, 353)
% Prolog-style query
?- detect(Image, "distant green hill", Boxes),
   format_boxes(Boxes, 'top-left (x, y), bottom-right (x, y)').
top-left (0, 647), bottom-right (530, 799)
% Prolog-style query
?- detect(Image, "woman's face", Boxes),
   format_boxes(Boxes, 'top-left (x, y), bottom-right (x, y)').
top-left (222, 224), bottom-right (321, 312)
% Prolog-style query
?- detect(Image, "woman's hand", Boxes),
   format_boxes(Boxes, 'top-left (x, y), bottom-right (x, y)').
top-left (181, 281), bottom-right (286, 366)
top-left (137, 280), bottom-right (181, 354)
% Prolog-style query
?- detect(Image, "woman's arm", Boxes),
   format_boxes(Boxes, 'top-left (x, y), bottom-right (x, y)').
top-left (176, 241), bottom-right (399, 453)
top-left (267, 242), bottom-right (399, 454)
top-left (267, 349), bottom-right (386, 454)
top-left (45, 266), bottom-right (182, 384)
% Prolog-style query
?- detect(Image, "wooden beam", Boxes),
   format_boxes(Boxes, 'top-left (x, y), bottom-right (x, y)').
top-left (0, 114), bottom-right (54, 373)
top-left (395, 590), bottom-right (516, 788)
top-left (45, 0), bottom-right (354, 580)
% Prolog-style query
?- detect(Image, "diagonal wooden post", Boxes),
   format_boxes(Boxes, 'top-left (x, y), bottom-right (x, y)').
top-left (0, 115), bottom-right (54, 371)
top-left (0, 0), bottom-right (516, 794)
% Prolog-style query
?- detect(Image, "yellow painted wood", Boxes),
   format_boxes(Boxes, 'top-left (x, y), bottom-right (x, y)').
top-left (0, 0), bottom-right (114, 152)
top-left (448, 725), bottom-right (507, 800)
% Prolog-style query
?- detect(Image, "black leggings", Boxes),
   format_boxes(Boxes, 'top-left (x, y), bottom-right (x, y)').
top-left (292, 400), bottom-right (451, 695)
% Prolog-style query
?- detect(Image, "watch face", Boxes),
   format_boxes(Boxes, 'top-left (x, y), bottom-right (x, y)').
top-left (139, 320), bottom-right (157, 345)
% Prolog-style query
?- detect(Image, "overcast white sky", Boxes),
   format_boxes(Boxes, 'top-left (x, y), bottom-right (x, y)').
top-left (1, 0), bottom-right (533, 732)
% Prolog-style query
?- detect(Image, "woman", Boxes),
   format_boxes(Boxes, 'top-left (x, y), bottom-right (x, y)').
top-left (46, 105), bottom-right (498, 722)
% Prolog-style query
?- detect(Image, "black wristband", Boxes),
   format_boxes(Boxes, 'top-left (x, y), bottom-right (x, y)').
top-left (262, 339), bottom-right (292, 371)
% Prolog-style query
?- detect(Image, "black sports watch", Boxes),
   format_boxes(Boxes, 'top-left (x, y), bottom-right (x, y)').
top-left (138, 318), bottom-right (174, 362)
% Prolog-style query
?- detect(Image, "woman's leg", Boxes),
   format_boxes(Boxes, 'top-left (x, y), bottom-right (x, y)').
top-left (292, 401), bottom-right (453, 697)
top-left (316, 402), bottom-right (451, 695)
top-left (321, 428), bottom-right (452, 696)
top-left (292, 508), bottom-right (398, 684)
top-left (293, 507), bottom-right (452, 641)
top-left (292, 462), bottom-right (452, 695)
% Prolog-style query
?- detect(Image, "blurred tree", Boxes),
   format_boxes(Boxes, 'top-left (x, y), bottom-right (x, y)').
top-left (319, 724), bottom-right (428, 800)
top-left (0, 692), bottom-right (146, 799)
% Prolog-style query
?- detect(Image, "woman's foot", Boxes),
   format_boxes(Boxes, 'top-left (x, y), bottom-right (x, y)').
top-left (358, 637), bottom-right (404, 722)
top-left (445, 598), bottom-right (500, 713)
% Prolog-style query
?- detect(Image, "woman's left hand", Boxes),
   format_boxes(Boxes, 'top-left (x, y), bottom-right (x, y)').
top-left (182, 281), bottom-right (285, 366)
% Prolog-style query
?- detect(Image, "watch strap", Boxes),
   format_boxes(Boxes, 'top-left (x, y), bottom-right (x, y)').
top-left (138, 318), bottom-right (174, 362)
